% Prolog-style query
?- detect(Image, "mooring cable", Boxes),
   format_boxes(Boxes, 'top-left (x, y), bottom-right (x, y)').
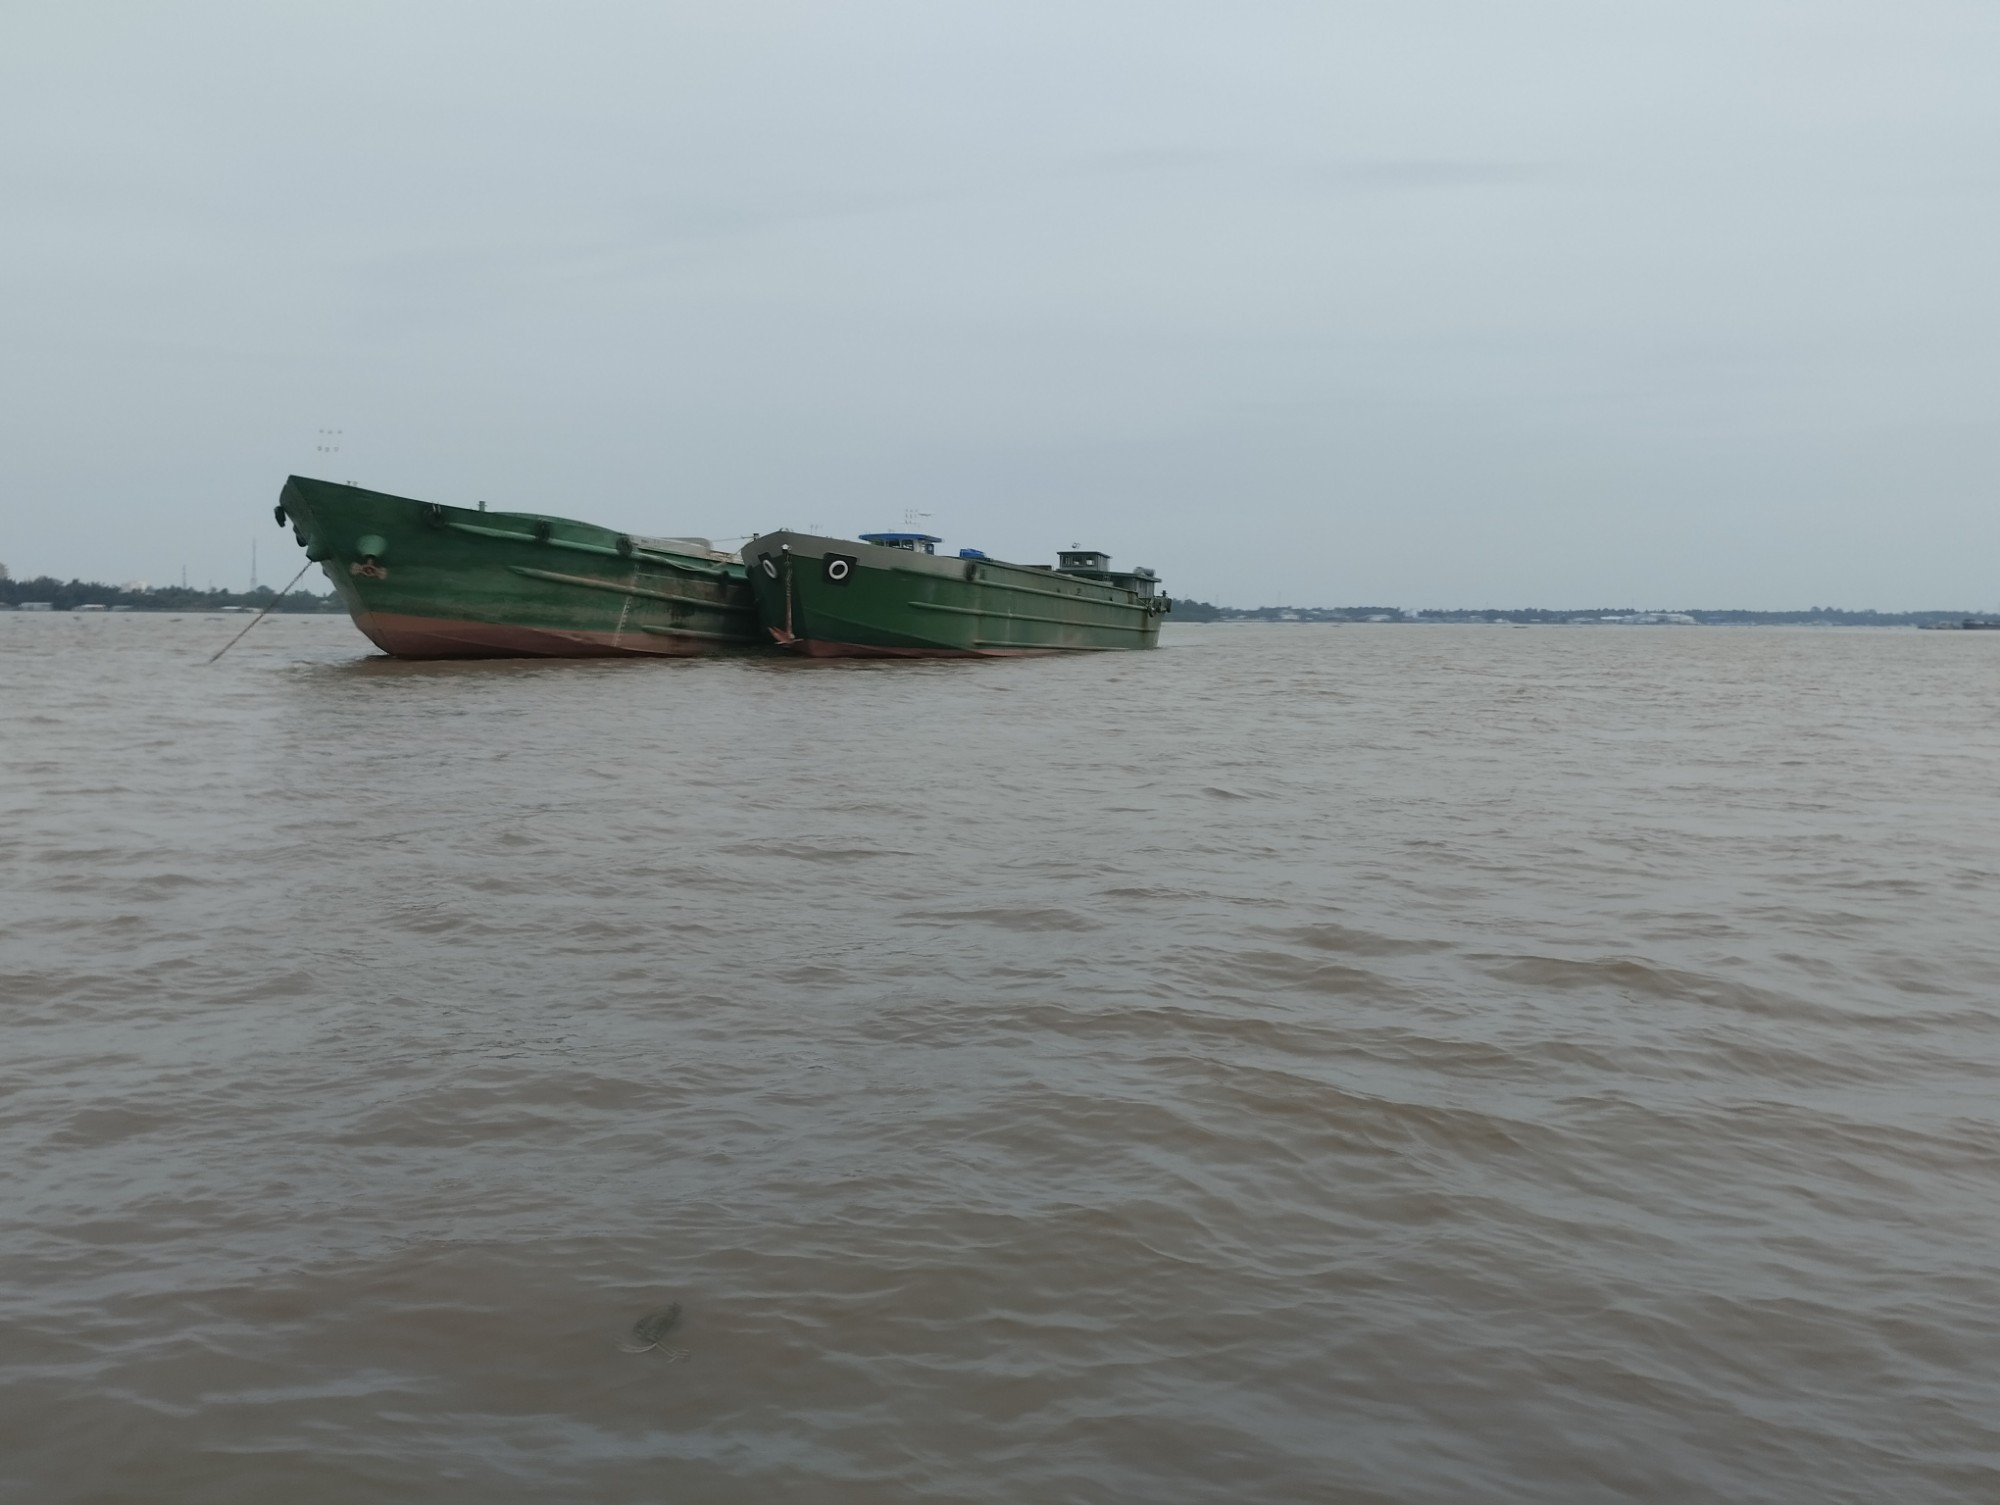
top-left (206, 560), bottom-right (314, 664)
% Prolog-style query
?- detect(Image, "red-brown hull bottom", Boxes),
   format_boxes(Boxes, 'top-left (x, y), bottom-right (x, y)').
top-left (356, 611), bottom-right (735, 660)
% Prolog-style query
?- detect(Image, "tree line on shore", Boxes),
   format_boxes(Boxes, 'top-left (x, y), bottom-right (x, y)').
top-left (0, 575), bottom-right (339, 613)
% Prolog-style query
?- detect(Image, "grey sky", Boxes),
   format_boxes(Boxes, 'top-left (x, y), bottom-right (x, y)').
top-left (3, 1), bottom-right (1996, 607)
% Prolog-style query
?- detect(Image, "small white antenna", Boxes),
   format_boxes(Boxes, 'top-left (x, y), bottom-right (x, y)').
top-left (903, 508), bottom-right (932, 530)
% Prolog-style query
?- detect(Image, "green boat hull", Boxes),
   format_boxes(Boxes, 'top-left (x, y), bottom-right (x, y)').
top-left (277, 476), bottom-right (765, 659)
top-left (741, 530), bottom-right (1168, 657)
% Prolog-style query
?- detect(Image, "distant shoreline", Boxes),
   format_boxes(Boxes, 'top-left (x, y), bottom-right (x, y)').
top-left (2, 577), bottom-right (1992, 629)
top-left (0, 577), bottom-right (339, 614)
top-left (1171, 603), bottom-right (1999, 628)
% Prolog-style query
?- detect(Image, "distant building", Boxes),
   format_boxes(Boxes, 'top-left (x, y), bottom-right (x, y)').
top-left (20, 601), bottom-right (53, 612)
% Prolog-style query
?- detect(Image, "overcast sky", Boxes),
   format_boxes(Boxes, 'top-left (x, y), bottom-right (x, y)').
top-left (3, 1), bottom-right (1996, 607)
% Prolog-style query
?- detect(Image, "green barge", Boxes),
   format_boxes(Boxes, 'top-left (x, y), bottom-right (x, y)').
top-left (742, 529), bottom-right (1170, 656)
top-left (276, 476), bottom-right (763, 658)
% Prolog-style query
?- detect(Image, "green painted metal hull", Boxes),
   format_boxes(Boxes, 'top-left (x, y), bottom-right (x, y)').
top-left (741, 530), bottom-right (1167, 656)
top-left (277, 476), bottom-right (765, 659)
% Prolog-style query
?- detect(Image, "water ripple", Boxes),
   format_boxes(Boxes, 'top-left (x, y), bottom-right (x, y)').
top-left (3, 615), bottom-right (1999, 1502)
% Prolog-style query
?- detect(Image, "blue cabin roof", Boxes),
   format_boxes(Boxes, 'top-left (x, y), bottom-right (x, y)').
top-left (859, 531), bottom-right (943, 544)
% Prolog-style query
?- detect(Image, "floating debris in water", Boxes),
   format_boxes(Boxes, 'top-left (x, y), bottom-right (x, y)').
top-left (620, 1302), bottom-right (683, 1354)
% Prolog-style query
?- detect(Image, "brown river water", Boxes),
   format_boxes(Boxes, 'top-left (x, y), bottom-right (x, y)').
top-left (4, 613), bottom-right (1999, 1503)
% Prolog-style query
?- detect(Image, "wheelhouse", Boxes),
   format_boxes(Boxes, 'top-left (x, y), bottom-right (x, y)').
top-left (1054, 549), bottom-right (1161, 598)
top-left (859, 532), bottom-right (942, 555)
